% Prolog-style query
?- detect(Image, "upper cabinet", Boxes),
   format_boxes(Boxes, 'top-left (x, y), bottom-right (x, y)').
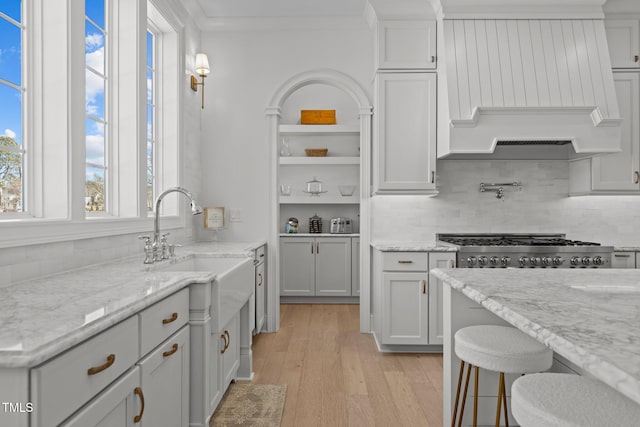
top-left (569, 72), bottom-right (640, 194)
top-left (376, 20), bottom-right (437, 70)
top-left (373, 72), bottom-right (437, 194)
top-left (605, 19), bottom-right (640, 69)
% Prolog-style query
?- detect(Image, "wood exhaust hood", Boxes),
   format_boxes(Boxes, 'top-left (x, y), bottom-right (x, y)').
top-left (433, 0), bottom-right (623, 159)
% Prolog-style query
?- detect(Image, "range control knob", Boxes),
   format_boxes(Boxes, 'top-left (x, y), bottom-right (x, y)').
top-left (593, 256), bottom-right (603, 266)
top-left (570, 256), bottom-right (581, 266)
top-left (489, 256), bottom-right (499, 266)
top-left (501, 256), bottom-right (511, 267)
top-left (478, 256), bottom-right (488, 266)
top-left (582, 256), bottom-right (592, 266)
top-left (553, 256), bottom-right (564, 266)
top-left (467, 256), bottom-right (477, 266)
top-left (530, 257), bottom-right (540, 266)
top-left (541, 256), bottom-right (551, 266)
top-left (518, 256), bottom-right (529, 267)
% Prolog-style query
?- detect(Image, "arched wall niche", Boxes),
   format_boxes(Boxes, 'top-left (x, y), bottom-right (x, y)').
top-left (265, 69), bottom-right (373, 334)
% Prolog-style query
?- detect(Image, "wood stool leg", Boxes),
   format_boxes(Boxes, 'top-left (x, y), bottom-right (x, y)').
top-left (473, 366), bottom-right (480, 427)
top-left (457, 363), bottom-right (472, 427)
top-left (502, 373), bottom-right (509, 427)
top-left (495, 372), bottom-right (504, 427)
top-left (451, 360), bottom-right (466, 427)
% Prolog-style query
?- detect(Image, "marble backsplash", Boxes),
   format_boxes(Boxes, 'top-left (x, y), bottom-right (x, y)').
top-left (371, 159), bottom-right (640, 246)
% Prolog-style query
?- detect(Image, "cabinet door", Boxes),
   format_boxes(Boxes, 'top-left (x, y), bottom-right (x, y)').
top-left (612, 252), bottom-right (636, 268)
top-left (315, 237), bottom-right (352, 296)
top-left (637, 253), bottom-right (640, 269)
top-left (605, 20), bottom-right (640, 69)
top-left (428, 253), bottom-right (456, 345)
top-left (209, 330), bottom-right (223, 414)
top-left (591, 73), bottom-right (640, 191)
top-left (280, 238), bottom-right (315, 296)
top-left (377, 20), bottom-right (437, 69)
top-left (381, 272), bottom-right (429, 345)
top-left (351, 238), bottom-right (360, 296)
top-left (221, 313), bottom-right (240, 390)
top-left (61, 367), bottom-right (139, 427)
top-left (255, 261), bottom-right (266, 333)
top-left (374, 73), bottom-right (437, 194)
top-left (138, 326), bottom-right (189, 427)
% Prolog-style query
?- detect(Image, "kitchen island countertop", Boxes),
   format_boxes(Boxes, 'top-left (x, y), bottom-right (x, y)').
top-left (0, 241), bottom-right (265, 368)
top-left (370, 240), bottom-right (458, 252)
top-left (430, 268), bottom-right (640, 405)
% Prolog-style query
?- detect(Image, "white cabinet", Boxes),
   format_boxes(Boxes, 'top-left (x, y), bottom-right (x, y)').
top-left (376, 251), bottom-right (454, 346)
top-left (32, 289), bottom-right (190, 427)
top-left (605, 20), bottom-right (640, 69)
top-left (373, 72), bottom-right (437, 194)
top-left (220, 312), bottom-right (240, 390)
top-left (351, 237), bottom-right (360, 296)
top-left (254, 247), bottom-right (266, 334)
top-left (60, 367), bottom-right (140, 427)
top-left (376, 20), bottom-right (437, 70)
top-left (570, 72), bottom-right (640, 194)
top-left (138, 326), bottom-right (189, 427)
top-left (427, 252), bottom-right (456, 345)
top-left (280, 236), bottom-right (352, 297)
top-left (612, 252), bottom-right (637, 268)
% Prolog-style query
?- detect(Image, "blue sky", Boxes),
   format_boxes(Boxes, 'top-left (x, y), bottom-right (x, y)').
top-left (0, 0), bottom-right (105, 156)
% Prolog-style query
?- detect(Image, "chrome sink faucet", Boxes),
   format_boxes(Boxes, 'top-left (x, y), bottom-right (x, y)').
top-left (139, 187), bottom-right (203, 264)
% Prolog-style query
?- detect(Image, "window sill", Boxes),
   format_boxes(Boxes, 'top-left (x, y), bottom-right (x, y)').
top-left (0, 216), bottom-right (186, 249)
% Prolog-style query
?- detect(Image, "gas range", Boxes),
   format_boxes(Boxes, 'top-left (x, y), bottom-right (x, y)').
top-left (437, 233), bottom-right (613, 268)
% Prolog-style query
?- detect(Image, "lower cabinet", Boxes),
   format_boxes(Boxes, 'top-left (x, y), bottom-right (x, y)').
top-left (352, 237), bottom-right (360, 296)
top-left (376, 250), bottom-right (455, 347)
top-left (280, 236), bottom-right (354, 297)
top-left (220, 313), bottom-right (240, 389)
top-left (61, 367), bottom-right (140, 427)
top-left (33, 289), bottom-right (191, 427)
top-left (612, 251), bottom-right (637, 268)
top-left (138, 326), bottom-right (190, 427)
top-left (254, 245), bottom-right (266, 334)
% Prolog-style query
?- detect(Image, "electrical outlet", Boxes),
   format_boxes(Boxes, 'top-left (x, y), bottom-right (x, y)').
top-left (230, 208), bottom-right (242, 222)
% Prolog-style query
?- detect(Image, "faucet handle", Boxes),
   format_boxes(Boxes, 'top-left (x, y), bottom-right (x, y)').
top-left (161, 232), bottom-right (170, 241)
top-left (138, 235), bottom-right (151, 244)
top-left (138, 236), bottom-right (154, 264)
top-left (168, 243), bottom-right (183, 258)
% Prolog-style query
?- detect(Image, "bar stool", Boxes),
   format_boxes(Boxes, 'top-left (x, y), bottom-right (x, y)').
top-left (451, 325), bottom-right (553, 427)
top-left (511, 373), bottom-right (640, 427)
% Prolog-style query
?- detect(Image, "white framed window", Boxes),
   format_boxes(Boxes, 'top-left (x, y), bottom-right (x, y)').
top-left (0, 1), bottom-right (26, 216)
top-left (85, 0), bottom-right (108, 214)
top-left (0, 0), bottom-right (185, 248)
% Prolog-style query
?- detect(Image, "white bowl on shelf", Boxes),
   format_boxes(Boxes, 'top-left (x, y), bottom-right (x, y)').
top-left (338, 185), bottom-right (356, 196)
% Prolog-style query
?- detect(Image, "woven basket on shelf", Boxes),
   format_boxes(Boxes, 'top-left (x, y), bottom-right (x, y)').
top-left (305, 148), bottom-right (328, 157)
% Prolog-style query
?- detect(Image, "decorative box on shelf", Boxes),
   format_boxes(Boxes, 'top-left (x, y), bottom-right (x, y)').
top-left (300, 110), bottom-right (336, 125)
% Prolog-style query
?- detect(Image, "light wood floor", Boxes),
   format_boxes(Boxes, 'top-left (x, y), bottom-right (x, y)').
top-left (251, 304), bottom-right (443, 427)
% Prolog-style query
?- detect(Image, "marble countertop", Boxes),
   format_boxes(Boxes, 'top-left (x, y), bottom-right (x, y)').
top-left (614, 247), bottom-right (640, 252)
top-left (0, 241), bottom-right (264, 368)
top-left (430, 268), bottom-right (640, 405)
top-left (280, 233), bottom-right (360, 237)
top-left (370, 240), bottom-right (458, 252)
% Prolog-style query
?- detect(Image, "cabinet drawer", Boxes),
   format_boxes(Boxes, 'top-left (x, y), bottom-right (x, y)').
top-left (382, 252), bottom-right (428, 271)
top-left (140, 288), bottom-right (189, 356)
top-left (31, 315), bottom-right (139, 427)
top-left (254, 245), bottom-right (266, 265)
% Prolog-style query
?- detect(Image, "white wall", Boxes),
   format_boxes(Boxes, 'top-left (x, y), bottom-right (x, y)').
top-left (372, 159), bottom-right (640, 246)
top-left (196, 26), bottom-right (373, 242)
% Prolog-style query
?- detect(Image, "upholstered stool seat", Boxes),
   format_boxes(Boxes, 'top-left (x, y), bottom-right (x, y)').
top-left (511, 373), bottom-right (640, 427)
top-left (451, 325), bottom-right (553, 427)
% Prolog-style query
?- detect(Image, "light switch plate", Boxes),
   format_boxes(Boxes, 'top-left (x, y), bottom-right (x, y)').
top-left (230, 208), bottom-right (242, 222)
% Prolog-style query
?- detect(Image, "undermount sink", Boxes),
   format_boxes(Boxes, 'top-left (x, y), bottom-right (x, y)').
top-left (157, 254), bottom-right (254, 329)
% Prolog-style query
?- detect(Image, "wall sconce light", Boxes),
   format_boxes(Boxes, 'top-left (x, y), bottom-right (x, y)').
top-left (190, 53), bottom-right (210, 109)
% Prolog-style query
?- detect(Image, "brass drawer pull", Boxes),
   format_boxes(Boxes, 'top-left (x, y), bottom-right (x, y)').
top-left (634, 171), bottom-right (639, 184)
top-left (422, 280), bottom-right (427, 294)
top-left (258, 273), bottom-right (263, 286)
top-left (162, 312), bottom-right (178, 324)
top-left (162, 343), bottom-right (178, 358)
top-left (450, 260), bottom-right (455, 268)
top-left (614, 254), bottom-right (631, 258)
top-left (260, 253), bottom-right (265, 258)
top-left (220, 333), bottom-right (228, 354)
top-left (398, 260), bottom-right (413, 264)
top-left (134, 387), bottom-right (145, 423)
top-left (431, 55), bottom-right (436, 63)
top-left (635, 55), bottom-right (639, 63)
top-left (87, 354), bottom-right (115, 376)
top-left (224, 330), bottom-right (230, 350)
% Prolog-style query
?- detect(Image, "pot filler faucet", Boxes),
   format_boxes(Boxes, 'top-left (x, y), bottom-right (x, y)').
top-left (139, 187), bottom-right (203, 264)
